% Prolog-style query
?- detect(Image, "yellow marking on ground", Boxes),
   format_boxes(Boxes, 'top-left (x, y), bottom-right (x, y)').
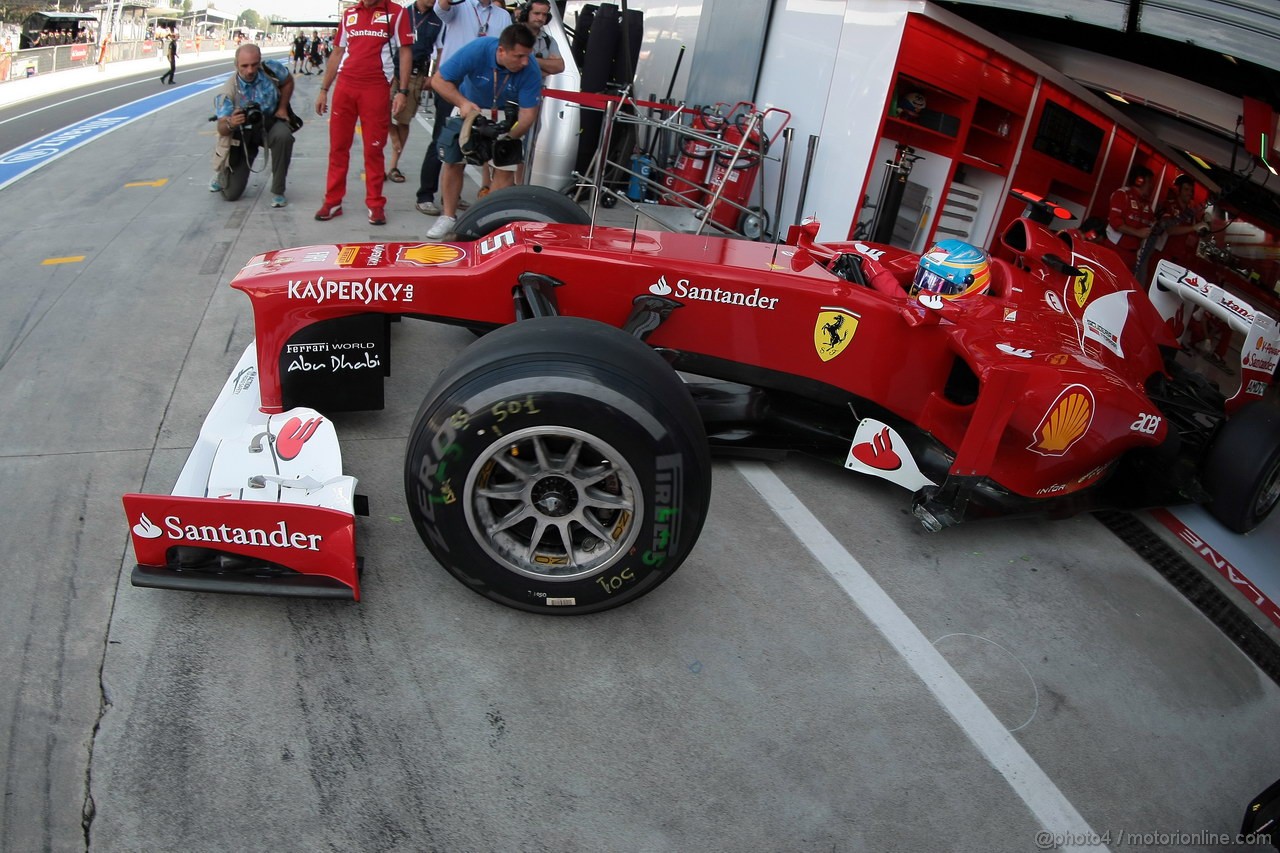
top-left (42, 256), bottom-right (86, 266)
top-left (125, 178), bottom-right (168, 188)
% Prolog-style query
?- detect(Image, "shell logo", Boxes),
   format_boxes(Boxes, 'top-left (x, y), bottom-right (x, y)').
top-left (1029, 384), bottom-right (1095, 456)
top-left (398, 244), bottom-right (465, 266)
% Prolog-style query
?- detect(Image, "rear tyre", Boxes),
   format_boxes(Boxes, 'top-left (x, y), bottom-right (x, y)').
top-left (1202, 402), bottom-right (1280, 533)
top-left (404, 317), bottom-right (712, 614)
top-left (453, 185), bottom-right (590, 241)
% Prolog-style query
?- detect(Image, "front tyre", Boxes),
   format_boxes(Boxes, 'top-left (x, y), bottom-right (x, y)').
top-left (1203, 402), bottom-right (1280, 533)
top-left (404, 317), bottom-right (711, 614)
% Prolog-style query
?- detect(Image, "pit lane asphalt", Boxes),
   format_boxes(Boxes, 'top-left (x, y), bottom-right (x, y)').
top-left (1, 54), bottom-right (1277, 853)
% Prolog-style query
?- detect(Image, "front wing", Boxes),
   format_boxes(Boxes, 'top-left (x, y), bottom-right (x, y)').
top-left (122, 344), bottom-right (363, 599)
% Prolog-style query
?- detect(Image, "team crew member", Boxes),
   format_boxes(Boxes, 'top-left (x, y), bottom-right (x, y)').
top-left (424, 24), bottom-right (542, 240)
top-left (415, 0), bottom-right (512, 217)
top-left (1105, 165), bottom-right (1155, 274)
top-left (1155, 174), bottom-right (1205, 268)
top-left (313, 0), bottom-right (413, 226)
top-left (522, 0), bottom-right (564, 77)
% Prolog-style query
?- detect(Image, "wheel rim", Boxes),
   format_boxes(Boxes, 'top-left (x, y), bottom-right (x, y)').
top-left (1255, 454), bottom-right (1280, 519)
top-left (463, 426), bottom-right (644, 582)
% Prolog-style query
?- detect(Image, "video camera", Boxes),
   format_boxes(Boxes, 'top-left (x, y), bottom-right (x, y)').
top-left (459, 102), bottom-right (522, 166)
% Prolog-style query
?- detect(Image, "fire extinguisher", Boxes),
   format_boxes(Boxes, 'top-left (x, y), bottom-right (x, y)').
top-left (660, 105), bottom-right (725, 207)
top-left (703, 111), bottom-right (767, 230)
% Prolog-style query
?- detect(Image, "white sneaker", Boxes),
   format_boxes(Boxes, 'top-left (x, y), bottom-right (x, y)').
top-left (415, 200), bottom-right (441, 216)
top-left (425, 215), bottom-right (456, 241)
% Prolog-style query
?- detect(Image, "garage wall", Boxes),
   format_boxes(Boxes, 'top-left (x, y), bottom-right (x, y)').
top-left (755, 0), bottom-right (917, 240)
top-left (684, 0), bottom-right (770, 108)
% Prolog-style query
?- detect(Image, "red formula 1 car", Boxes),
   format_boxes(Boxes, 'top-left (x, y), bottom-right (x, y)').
top-left (122, 187), bottom-right (1280, 613)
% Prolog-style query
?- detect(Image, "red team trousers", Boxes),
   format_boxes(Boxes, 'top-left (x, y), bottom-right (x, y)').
top-left (324, 78), bottom-right (391, 211)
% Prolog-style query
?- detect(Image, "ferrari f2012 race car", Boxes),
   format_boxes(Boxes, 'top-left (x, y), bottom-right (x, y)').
top-left (122, 187), bottom-right (1280, 614)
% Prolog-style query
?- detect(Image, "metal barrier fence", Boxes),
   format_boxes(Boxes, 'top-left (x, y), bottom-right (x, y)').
top-left (1, 38), bottom-right (233, 83)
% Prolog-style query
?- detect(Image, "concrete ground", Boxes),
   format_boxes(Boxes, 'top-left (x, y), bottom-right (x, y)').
top-left (1, 53), bottom-right (1278, 853)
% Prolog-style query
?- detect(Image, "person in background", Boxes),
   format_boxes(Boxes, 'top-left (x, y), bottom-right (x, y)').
top-left (1155, 174), bottom-right (1206, 269)
top-left (292, 30), bottom-right (307, 73)
top-left (415, 0), bottom-right (511, 217)
top-left (159, 33), bottom-right (177, 85)
top-left (1105, 164), bottom-right (1154, 274)
top-left (522, 0), bottom-right (563, 77)
top-left (313, 0), bottom-right (413, 226)
top-left (424, 24), bottom-right (542, 240)
top-left (387, 0), bottom-right (440, 185)
top-left (512, 0), bottom-right (563, 183)
top-left (1157, 177), bottom-right (1233, 372)
top-left (308, 31), bottom-right (324, 74)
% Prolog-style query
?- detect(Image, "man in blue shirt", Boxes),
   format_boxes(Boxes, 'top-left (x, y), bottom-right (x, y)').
top-left (211, 44), bottom-right (297, 207)
top-left (415, 0), bottom-right (511, 217)
top-left (425, 24), bottom-right (543, 239)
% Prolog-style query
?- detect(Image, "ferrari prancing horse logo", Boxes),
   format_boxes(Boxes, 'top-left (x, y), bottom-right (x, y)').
top-left (814, 308), bottom-right (860, 362)
top-left (1073, 266), bottom-right (1095, 308)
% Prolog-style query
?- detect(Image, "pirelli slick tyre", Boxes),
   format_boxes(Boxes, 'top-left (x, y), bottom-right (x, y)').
top-left (452, 185), bottom-right (590, 241)
top-left (1203, 402), bottom-right (1280, 533)
top-left (404, 316), bottom-right (711, 614)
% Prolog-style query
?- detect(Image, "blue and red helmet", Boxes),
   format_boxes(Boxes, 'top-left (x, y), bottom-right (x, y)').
top-left (911, 239), bottom-right (992, 300)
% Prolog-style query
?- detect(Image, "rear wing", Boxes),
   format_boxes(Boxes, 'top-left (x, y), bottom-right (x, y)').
top-left (1147, 259), bottom-right (1280, 411)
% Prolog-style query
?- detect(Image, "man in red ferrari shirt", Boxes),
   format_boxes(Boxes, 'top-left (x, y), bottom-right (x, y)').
top-left (313, 0), bottom-right (412, 225)
top-left (1105, 165), bottom-right (1155, 275)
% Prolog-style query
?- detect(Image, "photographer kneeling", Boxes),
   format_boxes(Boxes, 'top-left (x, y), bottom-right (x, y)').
top-left (211, 44), bottom-right (299, 208)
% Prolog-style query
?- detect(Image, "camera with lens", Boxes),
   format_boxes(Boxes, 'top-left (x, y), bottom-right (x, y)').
top-left (240, 100), bottom-right (263, 130)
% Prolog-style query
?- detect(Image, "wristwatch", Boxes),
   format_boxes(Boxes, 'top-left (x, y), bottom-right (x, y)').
top-left (396, 87), bottom-right (409, 94)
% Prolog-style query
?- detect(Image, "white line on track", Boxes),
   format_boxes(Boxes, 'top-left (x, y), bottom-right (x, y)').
top-left (0, 79), bottom-right (155, 126)
top-left (0, 68), bottom-right (226, 126)
top-left (735, 460), bottom-right (1108, 853)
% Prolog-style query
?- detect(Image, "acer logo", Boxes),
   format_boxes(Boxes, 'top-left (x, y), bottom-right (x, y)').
top-left (1129, 413), bottom-right (1161, 435)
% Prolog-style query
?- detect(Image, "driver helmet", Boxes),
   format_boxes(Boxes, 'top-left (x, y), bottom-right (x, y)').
top-left (911, 239), bottom-right (992, 300)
